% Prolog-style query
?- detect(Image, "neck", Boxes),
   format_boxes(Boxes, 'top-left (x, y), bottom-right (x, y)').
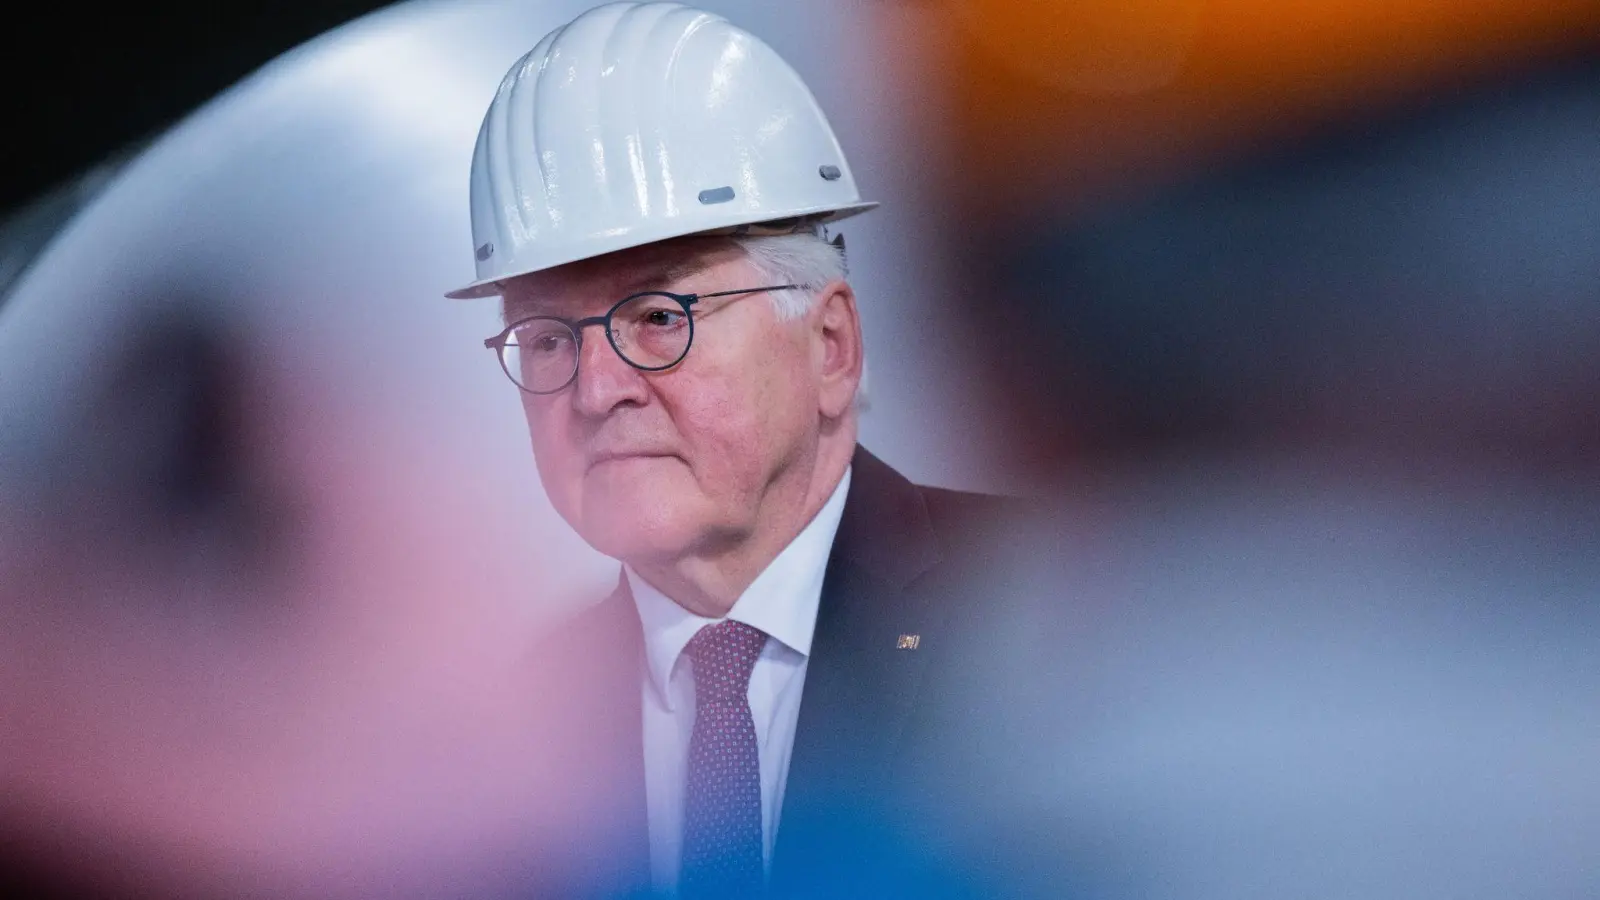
top-left (632, 427), bottom-right (856, 618)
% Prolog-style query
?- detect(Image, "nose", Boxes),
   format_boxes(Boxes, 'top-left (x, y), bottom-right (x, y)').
top-left (570, 322), bottom-right (650, 416)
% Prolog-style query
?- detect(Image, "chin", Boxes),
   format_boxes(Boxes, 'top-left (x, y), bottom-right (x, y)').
top-left (583, 514), bottom-right (704, 566)
top-left (576, 485), bottom-right (707, 565)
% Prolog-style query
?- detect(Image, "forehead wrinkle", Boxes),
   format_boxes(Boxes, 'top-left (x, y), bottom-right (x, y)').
top-left (500, 239), bottom-right (750, 324)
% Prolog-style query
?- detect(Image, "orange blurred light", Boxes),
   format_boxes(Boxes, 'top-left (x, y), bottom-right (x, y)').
top-left (946, 0), bottom-right (1600, 213)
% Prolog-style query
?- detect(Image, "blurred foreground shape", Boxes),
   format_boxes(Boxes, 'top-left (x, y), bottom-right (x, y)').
top-left (1, 0), bottom-right (1597, 896)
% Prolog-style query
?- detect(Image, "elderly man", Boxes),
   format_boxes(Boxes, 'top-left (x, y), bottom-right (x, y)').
top-left (448, 3), bottom-right (1029, 898)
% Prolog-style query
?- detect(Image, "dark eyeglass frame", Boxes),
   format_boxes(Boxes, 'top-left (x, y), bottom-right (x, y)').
top-left (483, 284), bottom-right (799, 395)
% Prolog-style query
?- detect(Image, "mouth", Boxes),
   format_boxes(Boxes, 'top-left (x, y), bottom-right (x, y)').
top-left (586, 451), bottom-right (677, 470)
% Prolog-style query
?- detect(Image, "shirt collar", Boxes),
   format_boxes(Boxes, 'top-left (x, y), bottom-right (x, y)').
top-left (628, 467), bottom-right (853, 710)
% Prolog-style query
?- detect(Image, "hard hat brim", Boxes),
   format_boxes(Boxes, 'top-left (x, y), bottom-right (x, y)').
top-left (444, 201), bottom-right (880, 300)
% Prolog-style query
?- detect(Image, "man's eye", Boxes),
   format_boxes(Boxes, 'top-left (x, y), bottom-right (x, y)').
top-left (641, 309), bottom-right (685, 328)
top-left (528, 332), bottom-right (568, 354)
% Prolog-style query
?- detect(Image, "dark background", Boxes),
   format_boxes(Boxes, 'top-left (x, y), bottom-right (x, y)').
top-left (0, 1), bottom-right (395, 217)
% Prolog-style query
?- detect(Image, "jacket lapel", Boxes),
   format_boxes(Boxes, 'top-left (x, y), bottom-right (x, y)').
top-left (771, 446), bottom-right (945, 889)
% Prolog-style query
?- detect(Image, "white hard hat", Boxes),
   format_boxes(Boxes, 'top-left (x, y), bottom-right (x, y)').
top-left (445, 1), bottom-right (879, 299)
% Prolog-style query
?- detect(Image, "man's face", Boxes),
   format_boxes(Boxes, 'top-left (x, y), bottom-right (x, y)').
top-left (500, 238), bottom-right (825, 566)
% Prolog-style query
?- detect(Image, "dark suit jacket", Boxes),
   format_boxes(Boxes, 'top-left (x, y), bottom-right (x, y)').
top-left (531, 445), bottom-right (1050, 899)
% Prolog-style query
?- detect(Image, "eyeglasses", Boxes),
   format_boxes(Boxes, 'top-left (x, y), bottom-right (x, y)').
top-left (484, 285), bottom-right (798, 395)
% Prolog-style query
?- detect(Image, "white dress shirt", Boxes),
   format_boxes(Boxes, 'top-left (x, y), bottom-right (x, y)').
top-left (626, 467), bottom-right (852, 894)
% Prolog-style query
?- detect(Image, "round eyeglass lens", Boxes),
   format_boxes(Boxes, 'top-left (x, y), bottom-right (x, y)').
top-left (502, 318), bottom-right (578, 393)
top-left (608, 292), bottom-right (693, 370)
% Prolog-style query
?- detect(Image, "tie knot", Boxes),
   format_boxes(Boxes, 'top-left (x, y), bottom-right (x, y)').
top-left (685, 620), bottom-right (768, 705)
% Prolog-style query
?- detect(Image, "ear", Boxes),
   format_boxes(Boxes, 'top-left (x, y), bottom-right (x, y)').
top-left (811, 279), bottom-right (864, 419)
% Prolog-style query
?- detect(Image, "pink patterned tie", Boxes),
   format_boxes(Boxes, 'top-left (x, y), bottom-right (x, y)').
top-left (680, 620), bottom-right (769, 899)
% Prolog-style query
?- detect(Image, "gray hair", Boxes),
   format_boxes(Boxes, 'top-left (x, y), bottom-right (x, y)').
top-left (733, 230), bottom-right (868, 411)
top-left (733, 231), bottom-right (848, 320)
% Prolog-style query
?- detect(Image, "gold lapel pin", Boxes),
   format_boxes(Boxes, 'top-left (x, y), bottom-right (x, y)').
top-left (896, 633), bottom-right (921, 651)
